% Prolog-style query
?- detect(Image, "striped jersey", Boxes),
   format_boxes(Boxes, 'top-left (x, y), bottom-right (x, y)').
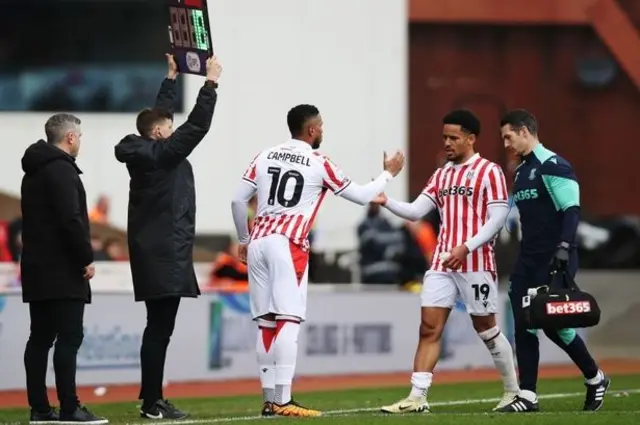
top-left (423, 153), bottom-right (508, 272)
top-left (241, 139), bottom-right (350, 249)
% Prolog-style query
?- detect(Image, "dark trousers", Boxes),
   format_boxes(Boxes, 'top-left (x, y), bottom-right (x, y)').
top-left (24, 299), bottom-right (85, 413)
top-left (509, 259), bottom-right (598, 393)
top-left (139, 297), bottom-right (181, 407)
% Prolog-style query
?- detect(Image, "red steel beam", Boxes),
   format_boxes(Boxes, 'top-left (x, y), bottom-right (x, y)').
top-left (408, 0), bottom-right (640, 90)
top-left (586, 0), bottom-right (640, 89)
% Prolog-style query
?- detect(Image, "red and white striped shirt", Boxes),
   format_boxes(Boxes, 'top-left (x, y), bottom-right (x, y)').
top-left (241, 139), bottom-right (351, 249)
top-left (424, 154), bottom-right (508, 273)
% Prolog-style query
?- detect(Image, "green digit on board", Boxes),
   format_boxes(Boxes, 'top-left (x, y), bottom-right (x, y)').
top-left (190, 9), bottom-right (210, 50)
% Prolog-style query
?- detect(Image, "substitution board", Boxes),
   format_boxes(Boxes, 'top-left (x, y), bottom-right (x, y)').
top-left (167, 0), bottom-right (214, 76)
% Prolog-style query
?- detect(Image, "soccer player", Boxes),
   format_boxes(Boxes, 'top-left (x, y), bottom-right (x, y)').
top-left (496, 109), bottom-right (610, 413)
top-left (378, 109), bottom-right (520, 414)
top-left (230, 104), bottom-right (405, 417)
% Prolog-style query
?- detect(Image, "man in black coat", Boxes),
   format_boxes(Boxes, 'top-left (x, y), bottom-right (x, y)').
top-left (20, 113), bottom-right (107, 424)
top-left (114, 54), bottom-right (222, 420)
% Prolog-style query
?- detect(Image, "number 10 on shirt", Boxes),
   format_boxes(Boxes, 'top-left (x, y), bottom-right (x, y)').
top-left (267, 167), bottom-right (305, 208)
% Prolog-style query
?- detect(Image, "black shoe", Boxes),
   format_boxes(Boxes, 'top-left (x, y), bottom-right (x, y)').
top-left (29, 408), bottom-right (59, 424)
top-left (495, 395), bottom-right (539, 413)
top-left (584, 375), bottom-right (611, 411)
top-left (140, 399), bottom-right (188, 420)
top-left (261, 401), bottom-right (274, 417)
top-left (59, 406), bottom-right (108, 424)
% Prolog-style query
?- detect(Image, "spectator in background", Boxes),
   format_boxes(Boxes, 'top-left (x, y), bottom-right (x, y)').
top-left (88, 194), bottom-right (110, 225)
top-left (0, 221), bottom-right (14, 262)
top-left (396, 219), bottom-right (434, 286)
top-left (103, 238), bottom-right (127, 261)
top-left (90, 236), bottom-right (109, 261)
top-left (357, 203), bottom-right (404, 284)
top-left (208, 241), bottom-right (248, 292)
top-left (7, 216), bottom-right (23, 262)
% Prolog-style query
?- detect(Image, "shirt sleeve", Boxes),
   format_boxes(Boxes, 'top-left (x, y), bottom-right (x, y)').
top-left (384, 195), bottom-right (437, 221)
top-left (231, 180), bottom-right (257, 244)
top-left (421, 170), bottom-right (440, 205)
top-left (320, 156), bottom-right (352, 195)
top-left (241, 154), bottom-right (260, 188)
top-left (540, 158), bottom-right (580, 211)
top-left (483, 164), bottom-right (509, 207)
top-left (464, 203), bottom-right (509, 252)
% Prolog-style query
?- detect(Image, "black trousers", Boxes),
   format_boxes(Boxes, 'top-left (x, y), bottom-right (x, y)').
top-left (139, 297), bottom-right (181, 407)
top-left (24, 299), bottom-right (85, 413)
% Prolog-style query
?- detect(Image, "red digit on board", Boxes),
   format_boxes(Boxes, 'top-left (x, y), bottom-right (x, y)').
top-left (169, 7), bottom-right (184, 48)
top-left (177, 7), bottom-right (195, 49)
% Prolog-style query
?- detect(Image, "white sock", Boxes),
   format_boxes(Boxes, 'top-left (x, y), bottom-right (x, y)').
top-left (478, 326), bottom-right (520, 393)
top-left (586, 370), bottom-right (604, 386)
top-left (256, 319), bottom-right (276, 403)
top-left (519, 389), bottom-right (538, 403)
top-left (273, 317), bottom-right (301, 405)
top-left (409, 372), bottom-right (432, 399)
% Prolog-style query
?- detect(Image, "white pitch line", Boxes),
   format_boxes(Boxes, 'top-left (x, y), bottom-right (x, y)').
top-left (123, 388), bottom-right (640, 425)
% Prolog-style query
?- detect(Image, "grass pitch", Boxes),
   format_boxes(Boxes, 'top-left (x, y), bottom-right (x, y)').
top-left (1, 374), bottom-right (639, 425)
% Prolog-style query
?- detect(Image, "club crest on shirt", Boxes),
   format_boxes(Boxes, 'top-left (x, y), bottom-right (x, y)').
top-left (529, 168), bottom-right (537, 180)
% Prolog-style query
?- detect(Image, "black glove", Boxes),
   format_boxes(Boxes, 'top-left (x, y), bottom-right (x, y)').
top-left (550, 242), bottom-right (570, 272)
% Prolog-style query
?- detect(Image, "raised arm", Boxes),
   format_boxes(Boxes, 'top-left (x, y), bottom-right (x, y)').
top-left (383, 195), bottom-right (437, 221)
top-left (323, 150), bottom-right (405, 205)
top-left (151, 56), bottom-right (222, 166)
top-left (378, 169), bottom-right (440, 221)
top-left (154, 54), bottom-right (180, 113)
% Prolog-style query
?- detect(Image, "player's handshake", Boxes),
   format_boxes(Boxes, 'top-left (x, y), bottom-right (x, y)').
top-left (383, 150), bottom-right (405, 177)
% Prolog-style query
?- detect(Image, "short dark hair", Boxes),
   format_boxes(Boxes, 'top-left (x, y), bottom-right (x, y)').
top-left (500, 109), bottom-right (538, 136)
top-left (442, 109), bottom-right (481, 136)
top-left (287, 104), bottom-right (319, 137)
top-left (136, 108), bottom-right (173, 138)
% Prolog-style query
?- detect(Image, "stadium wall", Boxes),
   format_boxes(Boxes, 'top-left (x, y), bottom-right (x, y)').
top-left (0, 0), bottom-right (408, 251)
top-left (0, 263), bottom-right (637, 391)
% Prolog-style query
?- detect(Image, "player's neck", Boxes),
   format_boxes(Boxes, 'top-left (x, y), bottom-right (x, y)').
top-left (522, 139), bottom-right (540, 156)
top-left (292, 136), bottom-right (313, 147)
top-left (453, 151), bottom-right (476, 165)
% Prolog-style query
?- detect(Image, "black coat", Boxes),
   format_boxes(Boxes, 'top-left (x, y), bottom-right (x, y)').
top-left (20, 141), bottom-right (94, 303)
top-left (114, 78), bottom-right (218, 301)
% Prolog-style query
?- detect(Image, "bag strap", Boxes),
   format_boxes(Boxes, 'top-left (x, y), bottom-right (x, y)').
top-left (547, 269), bottom-right (580, 291)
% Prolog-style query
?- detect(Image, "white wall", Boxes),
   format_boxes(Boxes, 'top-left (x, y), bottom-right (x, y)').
top-left (0, 0), bottom-right (407, 250)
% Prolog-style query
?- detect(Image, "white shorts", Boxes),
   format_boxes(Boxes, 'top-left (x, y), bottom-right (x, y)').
top-left (247, 234), bottom-right (309, 321)
top-left (421, 270), bottom-right (498, 315)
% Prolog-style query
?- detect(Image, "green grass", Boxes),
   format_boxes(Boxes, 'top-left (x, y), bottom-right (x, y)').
top-left (2, 375), bottom-right (639, 425)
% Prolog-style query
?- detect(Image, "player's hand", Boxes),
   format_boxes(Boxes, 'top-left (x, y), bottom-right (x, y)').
top-left (383, 150), bottom-right (405, 177)
top-left (371, 193), bottom-right (388, 205)
top-left (550, 244), bottom-right (569, 272)
top-left (206, 56), bottom-right (223, 83)
top-left (237, 243), bottom-right (248, 264)
top-left (442, 245), bottom-right (469, 270)
top-left (83, 263), bottom-right (96, 280)
top-left (166, 53), bottom-right (179, 80)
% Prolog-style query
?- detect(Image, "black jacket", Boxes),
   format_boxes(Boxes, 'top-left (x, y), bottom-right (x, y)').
top-left (20, 141), bottom-right (94, 303)
top-left (114, 78), bottom-right (218, 301)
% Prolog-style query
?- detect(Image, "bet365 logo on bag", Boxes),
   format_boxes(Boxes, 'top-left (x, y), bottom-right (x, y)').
top-left (546, 301), bottom-right (591, 315)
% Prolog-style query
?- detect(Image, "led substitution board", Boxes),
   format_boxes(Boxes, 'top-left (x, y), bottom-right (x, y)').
top-left (167, 0), bottom-right (213, 76)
